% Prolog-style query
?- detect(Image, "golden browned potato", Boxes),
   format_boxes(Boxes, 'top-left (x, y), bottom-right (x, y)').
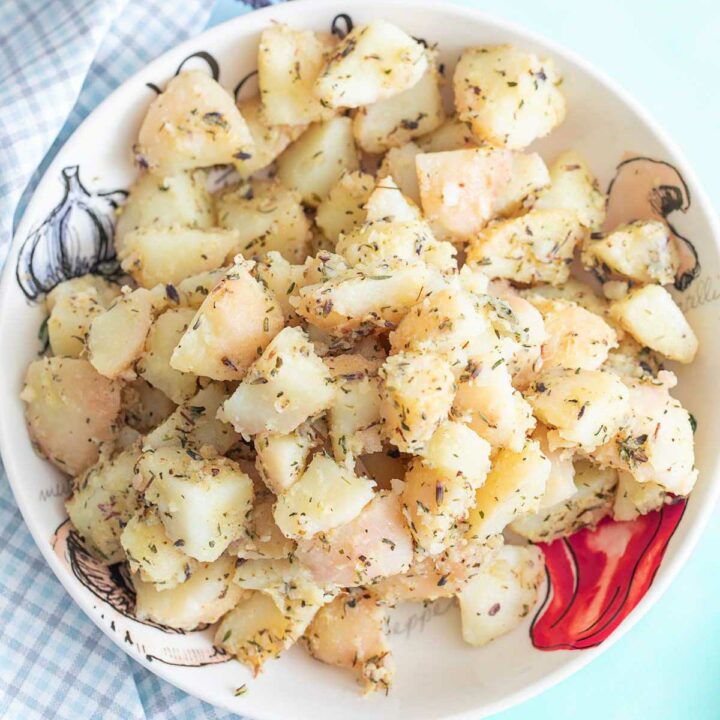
top-left (258, 24), bottom-right (337, 126)
top-left (170, 259), bottom-right (284, 381)
top-left (216, 180), bottom-right (311, 263)
top-left (315, 20), bottom-right (428, 108)
top-left (136, 71), bottom-right (253, 173)
top-left (21, 357), bottom-right (121, 475)
top-left (454, 45), bottom-right (565, 149)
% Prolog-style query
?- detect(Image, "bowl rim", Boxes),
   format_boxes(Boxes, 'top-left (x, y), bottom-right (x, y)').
top-left (2, 1), bottom-right (719, 718)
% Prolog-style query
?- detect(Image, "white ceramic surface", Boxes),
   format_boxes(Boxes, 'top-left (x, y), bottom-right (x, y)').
top-left (1, 2), bottom-right (719, 719)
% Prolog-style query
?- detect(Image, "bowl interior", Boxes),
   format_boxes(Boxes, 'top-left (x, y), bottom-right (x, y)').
top-left (1, 2), bottom-right (718, 719)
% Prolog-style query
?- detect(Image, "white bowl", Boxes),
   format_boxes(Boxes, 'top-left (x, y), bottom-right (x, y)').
top-left (1, 1), bottom-right (718, 718)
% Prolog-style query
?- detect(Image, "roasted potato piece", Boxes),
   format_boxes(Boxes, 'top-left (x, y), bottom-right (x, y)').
top-left (137, 308), bottom-right (197, 403)
top-left (315, 20), bottom-right (427, 108)
top-left (46, 275), bottom-right (119, 311)
top-left (582, 220), bottom-right (677, 284)
top-left (296, 491), bottom-right (413, 586)
top-left (379, 351), bottom-right (456, 454)
top-left (454, 45), bottom-right (565, 149)
top-left (304, 593), bottom-right (394, 694)
top-left (115, 169), bottom-right (214, 249)
top-left (216, 180), bottom-right (311, 263)
top-left (277, 116), bottom-right (359, 206)
top-left (119, 227), bottom-right (240, 288)
top-left (532, 150), bottom-right (606, 230)
top-left (170, 259), bottom-right (284, 381)
top-left (139, 445), bottom-right (254, 561)
top-left (175, 268), bottom-right (227, 309)
top-left (220, 326), bottom-right (335, 436)
top-left (65, 447), bottom-right (140, 562)
top-left (511, 460), bottom-right (617, 542)
top-left (458, 544), bottom-right (544, 647)
top-left (134, 554), bottom-right (243, 631)
top-left (466, 209), bottom-right (585, 286)
top-left (416, 147), bottom-right (549, 241)
top-left (273, 453), bottom-right (375, 539)
top-left (608, 284), bottom-right (697, 363)
top-left (527, 368), bottom-right (630, 451)
top-left (121, 509), bottom-right (197, 588)
top-left (47, 288), bottom-right (104, 358)
top-left (121, 378), bottom-right (176, 433)
top-left (377, 142), bottom-right (422, 203)
top-left (353, 60), bottom-right (445, 153)
top-left (465, 440), bottom-right (550, 542)
top-left (613, 472), bottom-right (668, 522)
top-left (136, 71), bottom-right (253, 173)
top-left (258, 24), bottom-right (336, 126)
top-left (22, 357), bottom-right (121, 475)
top-left (254, 424), bottom-right (317, 495)
top-left (532, 424), bottom-right (576, 508)
top-left (415, 116), bottom-right (477, 153)
top-left (252, 251), bottom-right (305, 321)
top-left (234, 96), bottom-right (307, 176)
top-left (235, 494), bottom-right (297, 560)
top-left (315, 171), bottom-right (375, 241)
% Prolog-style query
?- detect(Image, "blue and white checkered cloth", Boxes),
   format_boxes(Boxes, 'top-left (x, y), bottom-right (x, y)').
top-left (0, 1), bottom-right (278, 718)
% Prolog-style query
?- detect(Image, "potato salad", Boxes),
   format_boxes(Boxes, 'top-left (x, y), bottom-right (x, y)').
top-left (21, 18), bottom-right (699, 694)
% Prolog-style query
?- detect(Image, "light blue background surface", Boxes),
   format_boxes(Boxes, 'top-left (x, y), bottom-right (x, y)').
top-left (206, 2), bottom-right (720, 719)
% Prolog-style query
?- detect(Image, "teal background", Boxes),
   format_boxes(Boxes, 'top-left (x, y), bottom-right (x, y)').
top-left (209, 2), bottom-right (720, 718)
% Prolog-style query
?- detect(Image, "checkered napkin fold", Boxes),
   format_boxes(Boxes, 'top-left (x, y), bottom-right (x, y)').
top-left (0, 1), bottom-right (257, 718)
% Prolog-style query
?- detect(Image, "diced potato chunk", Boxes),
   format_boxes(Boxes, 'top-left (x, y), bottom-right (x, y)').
top-left (592, 372), bottom-right (697, 495)
top-left (532, 150), bottom-right (605, 229)
top-left (293, 260), bottom-right (433, 336)
top-left (315, 171), bottom-right (375, 241)
top-left (352, 61), bottom-right (445, 153)
top-left (234, 96), bottom-right (307, 176)
top-left (416, 116), bottom-right (477, 153)
top-left (258, 24), bottom-right (336, 126)
top-left (609, 284), bottom-right (697, 363)
top-left (380, 351), bottom-right (455, 453)
top-left (418, 420), bottom-right (492, 485)
top-left (143, 382), bottom-right (239, 454)
top-left (65, 448), bottom-right (140, 562)
top-left (22, 358), bottom-right (121, 475)
top-left (273, 453), bottom-right (375, 539)
top-left (613, 472), bottom-right (667, 522)
top-left (327, 362), bottom-right (383, 463)
top-left (583, 220), bottom-right (677, 284)
top-left (215, 590), bottom-right (307, 674)
top-left (364, 176), bottom-right (421, 222)
top-left (510, 460), bottom-right (617, 542)
top-left (134, 554), bottom-right (243, 631)
top-left (46, 275), bottom-right (119, 311)
top-left (521, 277), bottom-right (608, 318)
top-left (465, 441), bottom-right (550, 542)
top-left (466, 209), bottom-right (585, 286)
top-left (277, 116), bottom-right (359, 206)
top-left (416, 147), bottom-right (549, 241)
top-left (87, 288), bottom-right (155, 379)
top-left (137, 308), bottom-right (197, 403)
top-left (315, 20), bottom-right (428, 108)
top-left (458, 545), bottom-right (544, 647)
top-left (47, 288), bottom-right (104, 358)
top-left (378, 142), bottom-right (422, 202)
top-left (532, 298), bottom-right (617, 371)
top-left (296, 492), bottom-right (413, 586)
top-left (216, 181), bottom-right (311, 263)
top-left (136, 71), bottom-right (253, 173)
top-left (532, 424), bottom-right (576, 509)
top-left (121, 378), bottom-right (176, 433)
top-left (121, 509), bottom-right (196, 588)
top-left (220, 327), bottom-right (335, 436)
top-left (452, 362), bottom-right (535, 452)
top-left (170, 259), bottom-right (284, 381)
top-left (139, 445), bottom-right (254, 561)
top-left (454, 45), bottom-right (565, 149)
top-left (119, 227), bottom-right (240, 288)
top-left (252, 251), bottom-right (305, 321)
top-left (304, 593), bottom-right (394, 694)
top-left (254, 424), bottom-right (317, 494)
top-left (527, 368), bottom-right (630, 451)
top-left (115, 170), bottom-right (214, 249)
top-left (235, 494), bottom-right (296, 560)
top-left (175, 268), bottom-right (227, 309)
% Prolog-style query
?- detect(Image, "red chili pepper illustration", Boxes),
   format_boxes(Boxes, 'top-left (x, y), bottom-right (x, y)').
top-left (531, 500), bottom-right (686, 650)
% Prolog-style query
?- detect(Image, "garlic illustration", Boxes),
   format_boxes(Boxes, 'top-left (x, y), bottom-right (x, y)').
top-left (16, 166), bottom-right (127, 300)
